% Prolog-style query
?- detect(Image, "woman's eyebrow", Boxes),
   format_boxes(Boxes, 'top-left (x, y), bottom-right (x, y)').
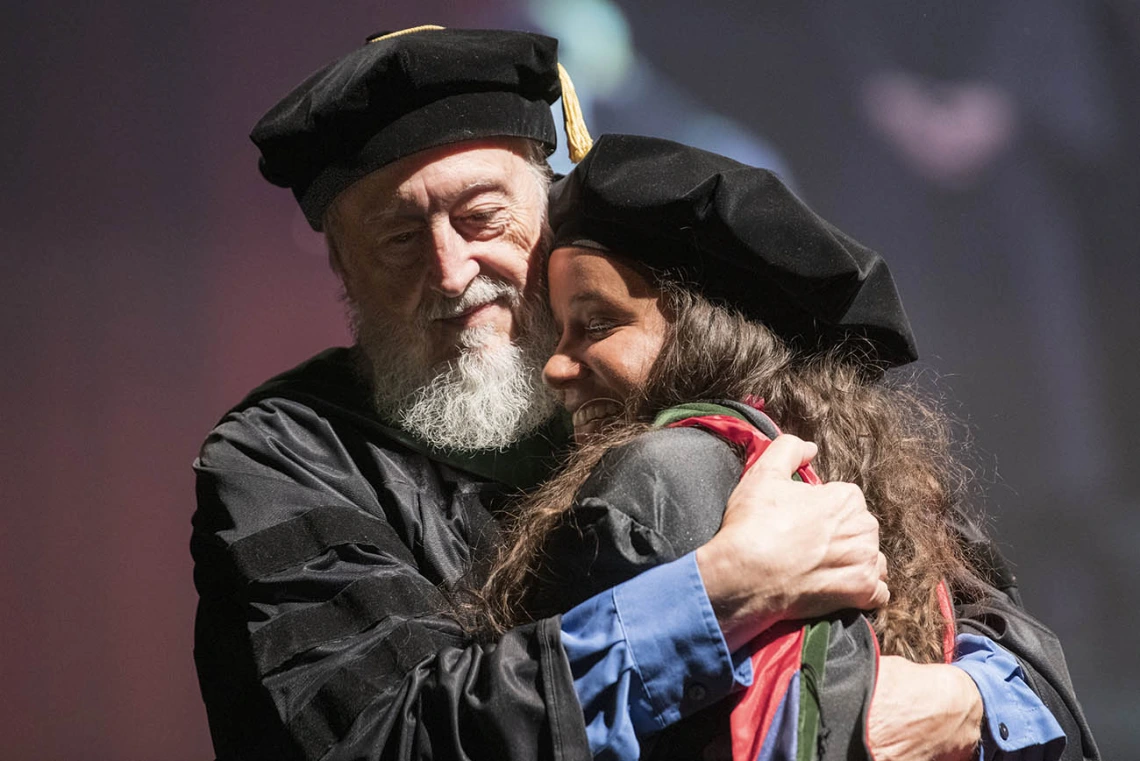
top-left (569, 290), bottom-right (612, 307)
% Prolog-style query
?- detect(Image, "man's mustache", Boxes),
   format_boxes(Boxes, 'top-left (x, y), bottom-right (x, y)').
top-left (422, 277), bottom-right (520, 321)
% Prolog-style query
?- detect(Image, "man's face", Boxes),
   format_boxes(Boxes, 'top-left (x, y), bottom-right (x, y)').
top-left (328, 139), bottom-right (547, 366)
top-left (326, 138), bottom-right (559, 451)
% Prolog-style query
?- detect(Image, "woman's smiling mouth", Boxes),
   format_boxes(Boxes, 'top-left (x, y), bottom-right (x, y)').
top-left (570, 399), bottom-right (624, 438)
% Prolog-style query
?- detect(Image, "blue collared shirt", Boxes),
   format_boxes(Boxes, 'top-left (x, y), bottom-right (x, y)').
top-left (953, 633), bottom-right (1066, 760)
top-left (561, 553), bottom-right (1064, 760)
top-left (560, 553), bottom-right (750, 759)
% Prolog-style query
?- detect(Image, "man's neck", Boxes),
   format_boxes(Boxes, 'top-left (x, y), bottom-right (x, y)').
top-left (376, 411), bottom-right (573, 490)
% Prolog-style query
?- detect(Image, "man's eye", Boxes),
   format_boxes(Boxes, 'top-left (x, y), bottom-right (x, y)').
top-left (460, 209), bottom-right (506, 234)
top-left (386, 230), bottom-right (419, 245)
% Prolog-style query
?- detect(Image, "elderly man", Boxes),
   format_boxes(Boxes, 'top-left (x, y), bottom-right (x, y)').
top-left (192, 27), bottom-right (1089, 761)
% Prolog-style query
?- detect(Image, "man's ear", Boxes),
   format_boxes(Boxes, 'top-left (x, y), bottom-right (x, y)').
top-left (323, 203), bottom-right (348, 279)
top-left (326, 235), bottom-right (346, 279)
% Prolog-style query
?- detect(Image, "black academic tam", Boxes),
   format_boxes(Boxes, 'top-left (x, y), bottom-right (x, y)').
top-left (252, 28), bottom-right (563, 230)
top-left (550, 134), bottom-right (919, 368)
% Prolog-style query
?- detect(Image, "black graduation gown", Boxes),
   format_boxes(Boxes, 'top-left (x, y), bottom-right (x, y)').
top-left (191, 347), bottom-right (590, 761)
top-left (192, 349), bottom-right (1097, 761)
top-left (529, 413), bottom-right (1099, 761)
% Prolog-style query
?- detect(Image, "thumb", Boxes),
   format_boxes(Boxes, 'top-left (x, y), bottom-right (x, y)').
top-left (744, 434), bottom-right (818, 481)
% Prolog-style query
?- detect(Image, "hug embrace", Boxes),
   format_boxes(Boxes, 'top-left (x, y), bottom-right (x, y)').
top-left (192, 27), bottom-right (1098, 761)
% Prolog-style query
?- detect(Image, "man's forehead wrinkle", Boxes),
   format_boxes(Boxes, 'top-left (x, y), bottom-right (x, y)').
top-left (367, 179), bottom-right (514, 222)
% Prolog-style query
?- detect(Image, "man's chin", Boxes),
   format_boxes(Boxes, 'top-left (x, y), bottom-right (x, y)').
top-left (423, 343), bottom-right (504, 380)
top-left (439, 324), bottom-right (513, 358)
top-left (363, 328), bottom-right (558, 452)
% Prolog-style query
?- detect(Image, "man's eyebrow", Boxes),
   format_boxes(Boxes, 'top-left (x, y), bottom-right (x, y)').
top-left (450, 180), bottom-right (512, 206)
top-left (361, 204), bottom-right (423, 226)
top-left (364, 181), bottom-right (512, 225)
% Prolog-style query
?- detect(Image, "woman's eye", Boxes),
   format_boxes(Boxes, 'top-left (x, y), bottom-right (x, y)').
top-left (584, 318), bottom-right (617, 337)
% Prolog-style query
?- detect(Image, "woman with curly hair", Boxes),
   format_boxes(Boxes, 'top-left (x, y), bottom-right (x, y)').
top-left (467, 135), bottom-right (1094, 761)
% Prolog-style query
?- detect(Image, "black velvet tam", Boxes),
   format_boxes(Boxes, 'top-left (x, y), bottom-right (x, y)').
top-left (252, 28), bottom-right (562, 230)
top-left (549, 134), bottom-right (918, 367)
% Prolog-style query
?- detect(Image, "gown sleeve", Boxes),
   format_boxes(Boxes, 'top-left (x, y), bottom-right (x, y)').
top-left (191, 398), bottom-right (591, 761)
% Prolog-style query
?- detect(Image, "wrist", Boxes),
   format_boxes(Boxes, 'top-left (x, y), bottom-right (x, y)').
top-left (696, 540), bottom-right (782, 652)
top-left (943, 665), bottom-right (984, 760)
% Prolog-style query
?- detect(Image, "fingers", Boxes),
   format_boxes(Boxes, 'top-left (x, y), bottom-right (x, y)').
top-left (715, 431), bottom-right (891, 628)
top-left (868, 551), bottom-right (890, 609)
top-left (857, 522), bottom-right (890, 611)
top-left (869, 577), bottom-right (891, 610)
top-left (821, 480), bottom-right (867, 511)
top-left (745, 434), bottom-right (818, 480)
top-left (829, 496), bottom-right (887, 612)
top-left (837, 552), bottom-right (890, 613)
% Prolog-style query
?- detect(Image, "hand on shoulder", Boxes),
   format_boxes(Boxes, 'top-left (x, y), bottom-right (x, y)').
top-left (696, 434), bottom-right (889, 650)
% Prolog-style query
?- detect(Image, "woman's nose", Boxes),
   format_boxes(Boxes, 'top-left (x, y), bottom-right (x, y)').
top-left (542, 349), bottom-right (584, 389)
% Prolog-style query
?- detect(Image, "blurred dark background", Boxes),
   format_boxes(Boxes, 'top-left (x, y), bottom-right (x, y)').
top-left (2, 1), bottom-right (1136, 757)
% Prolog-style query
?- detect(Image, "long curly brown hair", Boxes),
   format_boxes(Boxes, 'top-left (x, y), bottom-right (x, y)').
top-left (470, 276), bottom-right (988, 664)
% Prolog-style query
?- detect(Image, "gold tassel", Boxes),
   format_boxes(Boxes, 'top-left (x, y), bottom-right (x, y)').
top-left (368, 25), bottom-right (445, 43)
top-left (558, 63), bottom-right (594, 163)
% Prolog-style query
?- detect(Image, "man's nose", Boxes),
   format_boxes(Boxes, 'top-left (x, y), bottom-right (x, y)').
top-left (428, 224), bottom-right (480, 298)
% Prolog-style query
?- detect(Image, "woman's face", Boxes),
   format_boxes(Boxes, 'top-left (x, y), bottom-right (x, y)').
top-left (544, 246), bottom-right (669, 443)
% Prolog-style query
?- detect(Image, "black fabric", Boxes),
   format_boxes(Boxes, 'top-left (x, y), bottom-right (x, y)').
top-left (530, 421), bottom-right (1098, 761)
top-left (815, 615), bottom-right (878, 761)
top-left (191, 347), bottom-right (590, 761)
top-left (228, 505), bottom-right (414, 581)
top-left (192, 345), bottom-right (1096, 760)
top-left (957, 582), bottom-right (1101, 761)
top-left (530, 426), bottom-right (877, 761)
top-left (251, 28), bottom-right (562, 229)
top-left (549, 134), bottom-right (918, 367)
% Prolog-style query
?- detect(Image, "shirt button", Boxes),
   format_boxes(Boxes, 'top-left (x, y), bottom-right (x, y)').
top-left (685, 683), bottom-right (708, 702)
top-left (999, 722), bottom-right (1010, 740)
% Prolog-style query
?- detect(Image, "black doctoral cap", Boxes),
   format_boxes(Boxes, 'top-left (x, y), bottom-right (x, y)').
top-left (252, 26), bottom-right (593, 230)
top-left (549, 134), bottom-right (918, 367)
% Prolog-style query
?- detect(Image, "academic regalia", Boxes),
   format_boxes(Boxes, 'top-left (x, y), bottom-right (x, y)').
top-left (192, 25), bottom-right (595, 758)
top-left (538, 135), bottom-right (1098, 760)
top-left (192, 347), bottom-right (586, 761)
top-left (528, 401), bottom-right (1097, 761)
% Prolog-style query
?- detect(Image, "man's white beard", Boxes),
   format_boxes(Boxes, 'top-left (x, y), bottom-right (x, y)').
top-left (351, 276), bottom-right (559, 452)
